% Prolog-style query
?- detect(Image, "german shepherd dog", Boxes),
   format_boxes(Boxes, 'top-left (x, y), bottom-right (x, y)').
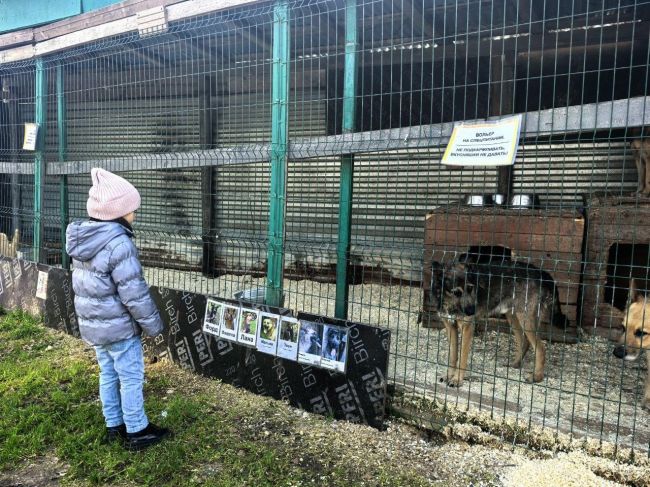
top-left (613, 279), bottom-right (650, 410)
top-left (428, 255), bottom-right (580, 386)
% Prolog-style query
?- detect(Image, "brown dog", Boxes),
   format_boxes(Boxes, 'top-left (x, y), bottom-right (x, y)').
top-left (631, 138), bottom-right (650, 195)
top-left (613, 279), bottom-right (650, 410)
top-left (429, 258), bottom-right (580, 387)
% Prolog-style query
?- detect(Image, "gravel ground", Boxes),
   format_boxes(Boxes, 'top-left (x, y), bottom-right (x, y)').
top-left (143, 268), bottom-right (650, 456)
top-left (5, 340), bottom-right (642, 487)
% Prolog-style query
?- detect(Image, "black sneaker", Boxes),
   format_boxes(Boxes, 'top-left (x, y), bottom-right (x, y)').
top-left (125, 423), bottom-right (170, 451)
top-left (105, 424), bottom-right (127, 444)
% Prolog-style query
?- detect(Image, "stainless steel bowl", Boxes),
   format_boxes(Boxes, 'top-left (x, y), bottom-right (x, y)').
top-left (492, 193), bottom-right (506, 205)
top-left (465, 194), bottom-right (493, 206)
top-left (510, 194), bottom-right (540, 209)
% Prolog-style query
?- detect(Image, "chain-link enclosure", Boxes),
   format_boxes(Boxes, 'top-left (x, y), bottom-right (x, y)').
top-left (1, 0), bottom-right (649, 456)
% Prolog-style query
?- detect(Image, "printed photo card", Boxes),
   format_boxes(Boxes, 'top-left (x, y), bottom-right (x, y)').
top-left (297, 319), bottom-right (323, 367)
top-left (200, 295), bottom-right (350, 375)
top-left (238, 307), bottom-right (259, 347)
top-left (202, 299), bottom-right (224, 337)
top-left (277, 316), bottom-right (300, 361)
top-left (320, 324), bottom-right (348, 373)
top-left (256, 312), bottom-right (280, 356)
top-left (219, 303), bottom-right (241, 341)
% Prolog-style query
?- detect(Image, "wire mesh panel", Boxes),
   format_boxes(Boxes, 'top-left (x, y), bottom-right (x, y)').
top-left (1, 0), bottom-right (650, 457)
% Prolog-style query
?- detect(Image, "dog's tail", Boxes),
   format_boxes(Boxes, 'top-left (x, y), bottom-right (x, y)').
top-left (542, 295), bottom-right (582, 344)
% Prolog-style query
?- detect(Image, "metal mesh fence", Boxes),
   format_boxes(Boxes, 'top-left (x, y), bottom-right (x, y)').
top-left (1, 0), bottom-right (650, 456)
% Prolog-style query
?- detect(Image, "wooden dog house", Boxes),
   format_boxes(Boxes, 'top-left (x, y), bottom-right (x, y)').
top-left (422, 206), bottom-right (585, 330)
top-left (582, 195), bottom-right (650, 337)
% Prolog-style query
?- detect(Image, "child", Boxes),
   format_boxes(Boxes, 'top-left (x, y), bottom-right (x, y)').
top-left (66, 168), bottom-right (170, 451)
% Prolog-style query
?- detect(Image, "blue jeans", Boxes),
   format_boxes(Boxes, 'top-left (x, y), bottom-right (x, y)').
top-left (94, 336), bottom-right (149, 433)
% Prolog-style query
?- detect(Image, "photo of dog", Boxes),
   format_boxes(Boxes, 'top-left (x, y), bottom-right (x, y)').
top-left (427, 254), bottom-right (581, 387)
top-left (322, 325), bottom-right (347, 362)
top-left (277, 317), bottom-right (300, 361)
top-left (299, 321), bottom-right (322, 356)
top-left (260, 315), bottom-right (278, 341)
top-left (202, 299), bottom-right (224, 337)
top-left (241, 310), bottom-right (258, 335)
top-left (613, 279), bottom-right (650, 410)
top-left (205, 300), bottom-right (222, 325)
top-left (222, 306), bottom-right (239, 330)
top-left (297, 320), bottom-right (323, 366)
top-left (280, 319), bottom-right (298, 343)
top-left (631, 138), bottom-right (650, 195)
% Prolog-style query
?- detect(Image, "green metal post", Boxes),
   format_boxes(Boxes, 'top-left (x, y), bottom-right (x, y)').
top-left (57, 63), bottom-right (70, 269)
top-left (34, 58), bottom-right (47, 264)
top-left (266, 0), bottom-right (290, 307)
top-left (334, 0), bottom-right (358, 319)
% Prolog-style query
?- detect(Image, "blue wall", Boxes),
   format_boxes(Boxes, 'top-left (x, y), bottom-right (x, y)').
top-left (0, 0), bottom-right (124, 34)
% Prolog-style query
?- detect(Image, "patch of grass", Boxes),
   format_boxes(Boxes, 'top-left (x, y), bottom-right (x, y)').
top-left (0, 310), bottom-right (432, 486)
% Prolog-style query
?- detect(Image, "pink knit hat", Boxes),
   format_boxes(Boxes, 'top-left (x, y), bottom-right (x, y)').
top-left (87, 168), bottom-right (141, 220)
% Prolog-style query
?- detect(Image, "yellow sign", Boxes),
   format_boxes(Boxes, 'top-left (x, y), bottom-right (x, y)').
top-left (441, 114), bottom-right (522, 166)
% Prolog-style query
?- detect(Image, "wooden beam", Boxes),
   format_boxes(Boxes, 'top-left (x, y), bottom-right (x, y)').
top-left (165, 0), bottom-right (259, 22)
top-left (0, 29), bottom-right (34, 49)
top-left (34, 0), bottom-right (184, 42)
top-left (0, 44), bottom-right (34, 64)
top-left (33, 16), bottom-right (138, 59)
top-left (0, 0), bottom-right (260, 65)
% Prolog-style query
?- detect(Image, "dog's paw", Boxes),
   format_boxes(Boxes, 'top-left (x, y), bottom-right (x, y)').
top-left (643, 398), bottom-right (650, 411)
top-left (440, 374), bottom-right (464, 388)
top-left (526, 372), bottom-right (544, 383)
top-left (510, 359), bottom-right (523, 369)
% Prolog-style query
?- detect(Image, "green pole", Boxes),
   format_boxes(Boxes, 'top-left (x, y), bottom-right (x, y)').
top-left (34, 58), bottom-right (47, 264)
top-left (334, 0), bottom-right (358, 319)
top-left (57, 63), bottom-right (69, 270)
top-left (266, 0), bottom-right (290, 307)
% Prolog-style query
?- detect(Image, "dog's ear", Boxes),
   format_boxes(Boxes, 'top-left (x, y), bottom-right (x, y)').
top-left (629, 279), bottom-right (642, 303)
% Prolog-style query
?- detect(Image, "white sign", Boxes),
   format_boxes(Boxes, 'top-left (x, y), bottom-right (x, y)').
top-left (441, 114), bottom-right (522, 166)
top-left (36, 270), bottom-right (48, 300)
top-left (23, 123), bottom-right (39, 151)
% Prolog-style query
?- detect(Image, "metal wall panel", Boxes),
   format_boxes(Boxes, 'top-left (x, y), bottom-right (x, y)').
top-left (513, 141), bottom-right (638, 208)
top-left (21, 93), bottom-right (203, 265)
top-left (213, 92), bottom-right (333, 272)
top-left (17, 84), bottom-right (639, 278)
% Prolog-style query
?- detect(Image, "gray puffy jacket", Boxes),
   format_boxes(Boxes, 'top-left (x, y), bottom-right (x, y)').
top-left (66, 220), bottom-right (162, 346)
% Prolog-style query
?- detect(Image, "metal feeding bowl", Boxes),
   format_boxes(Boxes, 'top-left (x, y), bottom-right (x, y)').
top-left (492, 193), bottom-right (506, 205)
top-left (510, 194), bottom-right (540, 209)
top-left (233, 287), bottom-right (285, 307)
top-left (464, 194), bottom-right (493, 206)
